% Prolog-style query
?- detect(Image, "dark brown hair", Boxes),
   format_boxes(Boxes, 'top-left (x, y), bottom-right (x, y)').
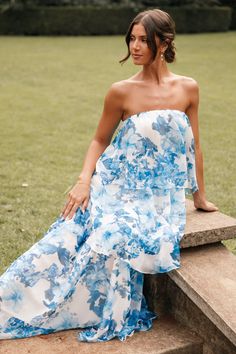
top-left (120, 9), bottom-right (176, 64)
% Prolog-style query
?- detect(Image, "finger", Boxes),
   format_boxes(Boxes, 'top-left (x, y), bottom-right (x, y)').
top-left (61, 203), bottom-right (68, 217)
top-left (81, 198), bottom-right (89, 212)
top-left (64, 196), bottom-right (84, 219)
top-left (62, 200), bottom-right (76, 220)
top-left (61, 195), bottom-right (72, 216)
top-left (67, 203), bottom-right (80, 220)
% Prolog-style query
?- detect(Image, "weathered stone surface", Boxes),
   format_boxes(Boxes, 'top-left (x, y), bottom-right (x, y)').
top-left (181, 199), bottom-right (236, 248)
top-left (144, 273), bottom-right (169, 317)
top-left (0, 316), bottom-right (203, 354)
top-left (167, 278), bottom-right (236, 354)
top-left (168, 243), bottom-right (236, 347)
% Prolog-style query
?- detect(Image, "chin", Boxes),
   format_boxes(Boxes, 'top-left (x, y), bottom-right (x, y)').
top-left (132, 59), bottom-right (146, 66)
top-left (133, 62), bottom-right (143, 66)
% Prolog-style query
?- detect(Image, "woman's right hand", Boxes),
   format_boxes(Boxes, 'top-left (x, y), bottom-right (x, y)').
top-left (61, 182), bottom-right (90, 220)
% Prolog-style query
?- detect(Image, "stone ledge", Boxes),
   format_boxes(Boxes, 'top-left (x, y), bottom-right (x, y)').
top-left (168, 243), bottom-right (236, 347)
top-left (0, 316), bottom-right (203, 354)
top-left (167, 278), bottom-right (236, 354)
top-left (181, 199), bottom-right (236, 248)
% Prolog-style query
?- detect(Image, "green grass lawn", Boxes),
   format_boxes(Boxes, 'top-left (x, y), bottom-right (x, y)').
top-left (0, 32), bottom-right (236, 274)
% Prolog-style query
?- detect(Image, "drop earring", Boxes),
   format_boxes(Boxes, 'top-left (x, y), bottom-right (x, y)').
top-left (161, 52), bottom-right (164, 61)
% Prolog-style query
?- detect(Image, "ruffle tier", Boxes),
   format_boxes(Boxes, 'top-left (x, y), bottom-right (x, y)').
top-left (0, 216), bottom-right (156, 342)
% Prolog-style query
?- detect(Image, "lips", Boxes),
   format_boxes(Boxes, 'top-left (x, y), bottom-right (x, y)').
top-left (132, 54), bottom-right (142, 59)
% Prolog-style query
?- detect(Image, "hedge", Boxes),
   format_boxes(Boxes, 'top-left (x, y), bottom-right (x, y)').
top-left (229, 6), bottom-right (236, 29)
top-left (0, 6), bottom-right (232, 35)
top-left (0, 0), bottom-right (223, 6)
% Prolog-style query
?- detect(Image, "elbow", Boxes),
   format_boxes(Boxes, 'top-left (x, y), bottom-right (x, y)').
top-left (92, 136), bottom-right (110, 149)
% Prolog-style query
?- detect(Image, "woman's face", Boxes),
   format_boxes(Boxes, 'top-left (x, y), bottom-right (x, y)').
top-left (129, 23), bottom-right (160, 65)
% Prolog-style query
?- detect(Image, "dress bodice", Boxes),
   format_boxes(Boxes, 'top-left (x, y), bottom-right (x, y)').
top-left (94, 109), bottom-right (198, 194)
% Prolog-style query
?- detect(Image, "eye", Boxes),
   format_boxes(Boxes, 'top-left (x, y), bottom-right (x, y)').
top-left (141, 38), bottom-right (148, 43)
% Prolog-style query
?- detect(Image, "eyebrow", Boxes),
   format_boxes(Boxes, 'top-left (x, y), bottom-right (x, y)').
top-left (130, 34), bottom-right (147, 38)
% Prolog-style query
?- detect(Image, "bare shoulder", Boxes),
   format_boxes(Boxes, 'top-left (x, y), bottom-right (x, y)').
top-left (172, 74), bottom-right (200, 111)
top-left (108, 79), bottom-right (135, 97)
top-left (105, 79), bottom-right (137, 112)
top-left (174, 73), bottom-right (199, 92)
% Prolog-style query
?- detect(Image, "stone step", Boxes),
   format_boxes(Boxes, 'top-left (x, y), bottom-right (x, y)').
top-left (0, 315), bottom-right (203, 354)
top-left (168, 243), bottom-right (236, 349)
top-left (181, 199), bottom-right (236, 248)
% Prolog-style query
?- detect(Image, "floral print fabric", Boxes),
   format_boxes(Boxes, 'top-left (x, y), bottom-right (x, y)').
top-left (0, 109), bottom-right (198, 342)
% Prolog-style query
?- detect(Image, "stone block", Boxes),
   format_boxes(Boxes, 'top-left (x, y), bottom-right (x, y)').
top-left (0, 316), bottom-right (203, 354)
top-left (181, 199), bottom-right (236, 248)
top-left (167, 278), bottom-right (236, 354)
top-left (168, 243), bottom-right (236, 347)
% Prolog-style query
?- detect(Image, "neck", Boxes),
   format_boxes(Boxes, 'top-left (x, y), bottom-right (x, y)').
top-left (140, 59), bottom-right (171, 84)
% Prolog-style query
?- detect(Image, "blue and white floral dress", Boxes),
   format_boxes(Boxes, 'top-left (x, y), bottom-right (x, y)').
top-left (0, 109), bottom-right (198, 342)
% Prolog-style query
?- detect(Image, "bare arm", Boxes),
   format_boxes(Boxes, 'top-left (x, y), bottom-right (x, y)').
top-left (186, 80), bottom-right (218, 212)
top-left (61, 82), bottom-right (125, 219)
top-left (78, 83), bottom-right (124, 184)
top-left (185, 80), bottom-right (205, 197)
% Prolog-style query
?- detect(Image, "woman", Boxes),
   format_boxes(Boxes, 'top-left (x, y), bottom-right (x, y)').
top-left (0, 9), bottom-right (218, 343)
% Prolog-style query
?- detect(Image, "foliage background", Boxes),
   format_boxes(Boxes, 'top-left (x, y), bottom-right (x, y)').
top-left (0, 0), bottom-right (231, 7)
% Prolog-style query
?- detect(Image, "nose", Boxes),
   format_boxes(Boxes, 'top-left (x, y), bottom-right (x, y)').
top-left (133, 39), bottom-right (140, 50)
